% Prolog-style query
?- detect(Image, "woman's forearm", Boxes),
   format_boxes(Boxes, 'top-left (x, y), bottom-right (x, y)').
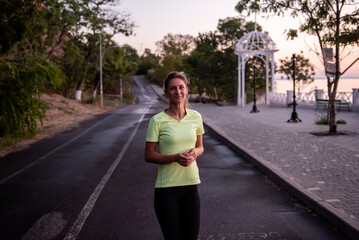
top-left (145, 150), bottom-right (178, 164)
top-left (193, 146), bottom-right (204, 158)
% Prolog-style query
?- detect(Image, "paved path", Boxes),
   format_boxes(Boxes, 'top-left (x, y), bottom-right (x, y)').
top-left (152, 84), bottom-right (359, 239)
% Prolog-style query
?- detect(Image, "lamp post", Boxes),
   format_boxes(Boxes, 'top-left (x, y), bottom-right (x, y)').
top-left (100, 32), bottom-right (119, 107)
top-left (120, 74), bottom-right (123, 102)
top-left (250, 65), bottom-right (260, 113)
top-left (287, 54), bottom-right (301, 122)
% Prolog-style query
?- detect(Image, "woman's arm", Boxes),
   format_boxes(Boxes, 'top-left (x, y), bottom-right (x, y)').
top-left (145, 136), bottom-right (203, 167)
top-left (182, 135), bottom-right (204, 166)
top-left (145, 142), bottom-right (192, 165)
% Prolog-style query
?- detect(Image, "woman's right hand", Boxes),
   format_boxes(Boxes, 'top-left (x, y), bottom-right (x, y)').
top-left (176, 151), bottom-right (195, 167)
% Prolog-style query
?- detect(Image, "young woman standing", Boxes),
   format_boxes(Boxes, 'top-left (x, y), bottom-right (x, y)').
top-left (145, 71), bottom-right (205, 240)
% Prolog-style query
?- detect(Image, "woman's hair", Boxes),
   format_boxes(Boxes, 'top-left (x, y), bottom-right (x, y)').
top-left (163, 71), bottom-right (188, 91)
top-left (163, 71), bottom-right (190, 108)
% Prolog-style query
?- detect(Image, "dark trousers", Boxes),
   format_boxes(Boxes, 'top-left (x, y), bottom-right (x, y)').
top-left (154, 185), bottom-right (200, 240)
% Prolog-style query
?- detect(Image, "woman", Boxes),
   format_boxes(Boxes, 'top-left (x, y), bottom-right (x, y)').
top-left (145, 71), bottom-right (205, 240)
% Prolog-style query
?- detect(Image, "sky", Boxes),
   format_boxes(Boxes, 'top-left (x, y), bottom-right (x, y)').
top-left (113, 0), bottom-right (359, 78)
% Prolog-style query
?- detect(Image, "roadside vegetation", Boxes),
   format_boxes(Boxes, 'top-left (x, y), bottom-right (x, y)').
top-left (2, 0), bottom-right (357, 151)
top-left (0, 0), bottom-right (137, 149)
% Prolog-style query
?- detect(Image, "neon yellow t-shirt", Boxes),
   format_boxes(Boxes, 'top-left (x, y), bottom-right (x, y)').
top-left (146, 109), bottom-right (205, 188)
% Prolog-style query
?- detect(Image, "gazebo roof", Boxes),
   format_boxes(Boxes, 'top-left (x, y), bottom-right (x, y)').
top-left (235, 31), bottom-right (278, 55)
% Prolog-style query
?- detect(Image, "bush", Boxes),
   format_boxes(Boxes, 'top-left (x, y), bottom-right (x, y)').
top-left (0, 60), bottom-right (64, 136)
top-left (315, 117), bottom-right (347, 125)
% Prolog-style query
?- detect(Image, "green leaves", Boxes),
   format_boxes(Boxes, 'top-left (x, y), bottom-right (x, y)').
top-left (0, 0), bottom-right (136, 137)
top-left (277, 51), bottom-right (315, 92)
top-left (0, 60), bottom-right (54, 136)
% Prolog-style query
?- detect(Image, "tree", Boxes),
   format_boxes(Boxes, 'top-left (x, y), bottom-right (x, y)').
top-left (235, 0), bottom-right (359, 134)
top-left (184, 17), bottom-right (265, 103)
top-left (72, 0), bottom-right (135, 101)
top-left (153, 34), bottom-right (194, 83)
top-left (278, 51), bottom-right (315, 92)
top-left (0, 0), bottom-right (65, 136)
top-left (136, 48), bottom-right (158, 75)
top-left (98, 44), bottom-right (139, 97)
top-left (0, 0), bottom-right (135, 136)
top-left (156, 33), bottom-right (195, 60)
top-left (0, 58), bottom-right (64, 136)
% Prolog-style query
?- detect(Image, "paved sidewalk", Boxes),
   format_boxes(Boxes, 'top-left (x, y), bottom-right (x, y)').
top-left (151, 84), bottom-right (359, 239)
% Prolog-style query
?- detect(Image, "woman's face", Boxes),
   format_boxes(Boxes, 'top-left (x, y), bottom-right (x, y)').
top-left (165, 78), bottom-right (188, 104)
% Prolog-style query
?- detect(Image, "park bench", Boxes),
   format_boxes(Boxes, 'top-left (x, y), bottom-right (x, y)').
top-left (316, 98), bottom-right (350, 112)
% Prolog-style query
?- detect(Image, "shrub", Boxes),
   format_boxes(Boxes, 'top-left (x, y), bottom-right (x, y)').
top-left (0, 60), bottom-right (64, 136)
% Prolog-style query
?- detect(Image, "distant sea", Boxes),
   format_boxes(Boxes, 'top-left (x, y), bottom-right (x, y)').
top-left (274, 77), bottom-right (359, 93)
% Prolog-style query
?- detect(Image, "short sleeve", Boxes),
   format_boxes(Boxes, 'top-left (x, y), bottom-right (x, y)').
top-left (146, 117), bottom-right (159, 142)
top-left (196, 113), bottom-right (205, 135)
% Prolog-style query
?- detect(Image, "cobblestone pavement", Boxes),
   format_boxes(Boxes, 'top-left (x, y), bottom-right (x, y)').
top-left (191, 103), bottom-right (359, 239)
top-left (150, 84), bottom-right (359, 238)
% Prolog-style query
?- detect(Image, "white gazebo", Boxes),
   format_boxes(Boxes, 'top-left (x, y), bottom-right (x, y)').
top-left (234, 28), bottom-right (278, 106)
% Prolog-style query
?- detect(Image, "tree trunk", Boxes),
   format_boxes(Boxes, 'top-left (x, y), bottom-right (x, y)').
top-left (328, 0), bottom-right (341, 135)
top-left (75, 53), bottom-right (92, 101)
top-left (92, 89), bottom-right (97, 99)
top-left (91, 75), bottom-right (100, 99)
top-left (92, 81), bottom-right (100, 99)
top-left (328, 92), bottom-right (337, 134)
top-left (47, 24), bottom-right (68, 61)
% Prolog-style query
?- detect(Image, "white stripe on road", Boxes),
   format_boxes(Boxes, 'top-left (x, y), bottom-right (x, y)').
top-left (64, 112), bottom-right (148, 240)
top-left (1, 105), bottom-right (133, 184)
top-left (0, 112), bottom-right (119, 184)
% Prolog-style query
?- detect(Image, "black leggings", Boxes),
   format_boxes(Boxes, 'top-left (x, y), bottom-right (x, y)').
top-left (154, 185), bottom-right (200, 240)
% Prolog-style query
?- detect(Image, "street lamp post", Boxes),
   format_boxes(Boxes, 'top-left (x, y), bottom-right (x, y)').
top-left (287, 54), bottom-right (301, 122)
top-left (120, 75), bottom-right (123, 102)
top-left (250, 65), bottom-right (260, 113)
top-left (100, 32), bottom-right (119, 107)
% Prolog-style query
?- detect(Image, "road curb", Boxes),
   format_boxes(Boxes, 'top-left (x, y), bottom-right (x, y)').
top-left (202, 118), bottom-right (359, 240)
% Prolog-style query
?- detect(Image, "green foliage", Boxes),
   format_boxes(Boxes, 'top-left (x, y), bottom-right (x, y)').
top-left (0, 60), bottom-right (57, 136)
top-left (0, 0), bottom-right (137, 139)
top-left (316, 118), bottom-right (330, 125)
top-left (146, 16), bottom-right (268, 104)
top-left (101, 43), bottom-right (139, 95)
top-left (336, 119), bottom-right (347, 125)
top-left (316, 118), bottom-right (347, 125)
top-left (136, 49), bottom-right (158, 75)
top-left (315, 109), bottom-right (346, 125)
top-left (150, 34), bottom-right (195, 85)
top-left (156, 33), bottom-right (195, 60)
top-left (0, 0), bottom-right (39, 54)
top-left (277, 51), bottom-right (315, 92)
top-left (183, 17), bottom-right (264, 103)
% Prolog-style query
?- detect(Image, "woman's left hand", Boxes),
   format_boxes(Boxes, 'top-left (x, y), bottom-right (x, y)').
top-left (178, 149), bottom-right (197, 167)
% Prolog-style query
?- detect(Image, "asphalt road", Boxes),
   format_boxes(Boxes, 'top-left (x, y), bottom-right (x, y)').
top-left (0, 76), bottom-right (349, 239)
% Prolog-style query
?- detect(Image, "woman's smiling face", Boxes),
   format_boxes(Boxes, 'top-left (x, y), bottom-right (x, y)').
top-left (165, 78), bottom-right (188, 104)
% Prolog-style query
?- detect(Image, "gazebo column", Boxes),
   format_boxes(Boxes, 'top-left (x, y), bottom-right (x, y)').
top-left (271, 53), bottom-right (275, 94)
top-left (237, 56), bottom-right (241, 106)
top-left (241, 60), bottom-right (246, 106)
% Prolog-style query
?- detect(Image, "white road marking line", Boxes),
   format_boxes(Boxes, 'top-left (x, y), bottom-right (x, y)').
top-left (0, 111), bottom-right (119, 184)
top-left (64, 112), bottom-right (148, 240)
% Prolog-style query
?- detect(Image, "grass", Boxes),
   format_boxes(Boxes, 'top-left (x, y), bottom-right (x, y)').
top-left (0, 132), bottom-right (34, 154)
top-left (57, 107), bottom-right (72, 114)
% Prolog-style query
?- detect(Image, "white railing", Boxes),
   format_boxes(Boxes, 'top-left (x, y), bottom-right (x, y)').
top-left (269, 92), bottom-right (287, 103)
top-left (270, 91), bottom-right (354, 105)
top-left (297, 92), bottom-right (315, 104)
top-left (336, 92), bottom-right (353, 103)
